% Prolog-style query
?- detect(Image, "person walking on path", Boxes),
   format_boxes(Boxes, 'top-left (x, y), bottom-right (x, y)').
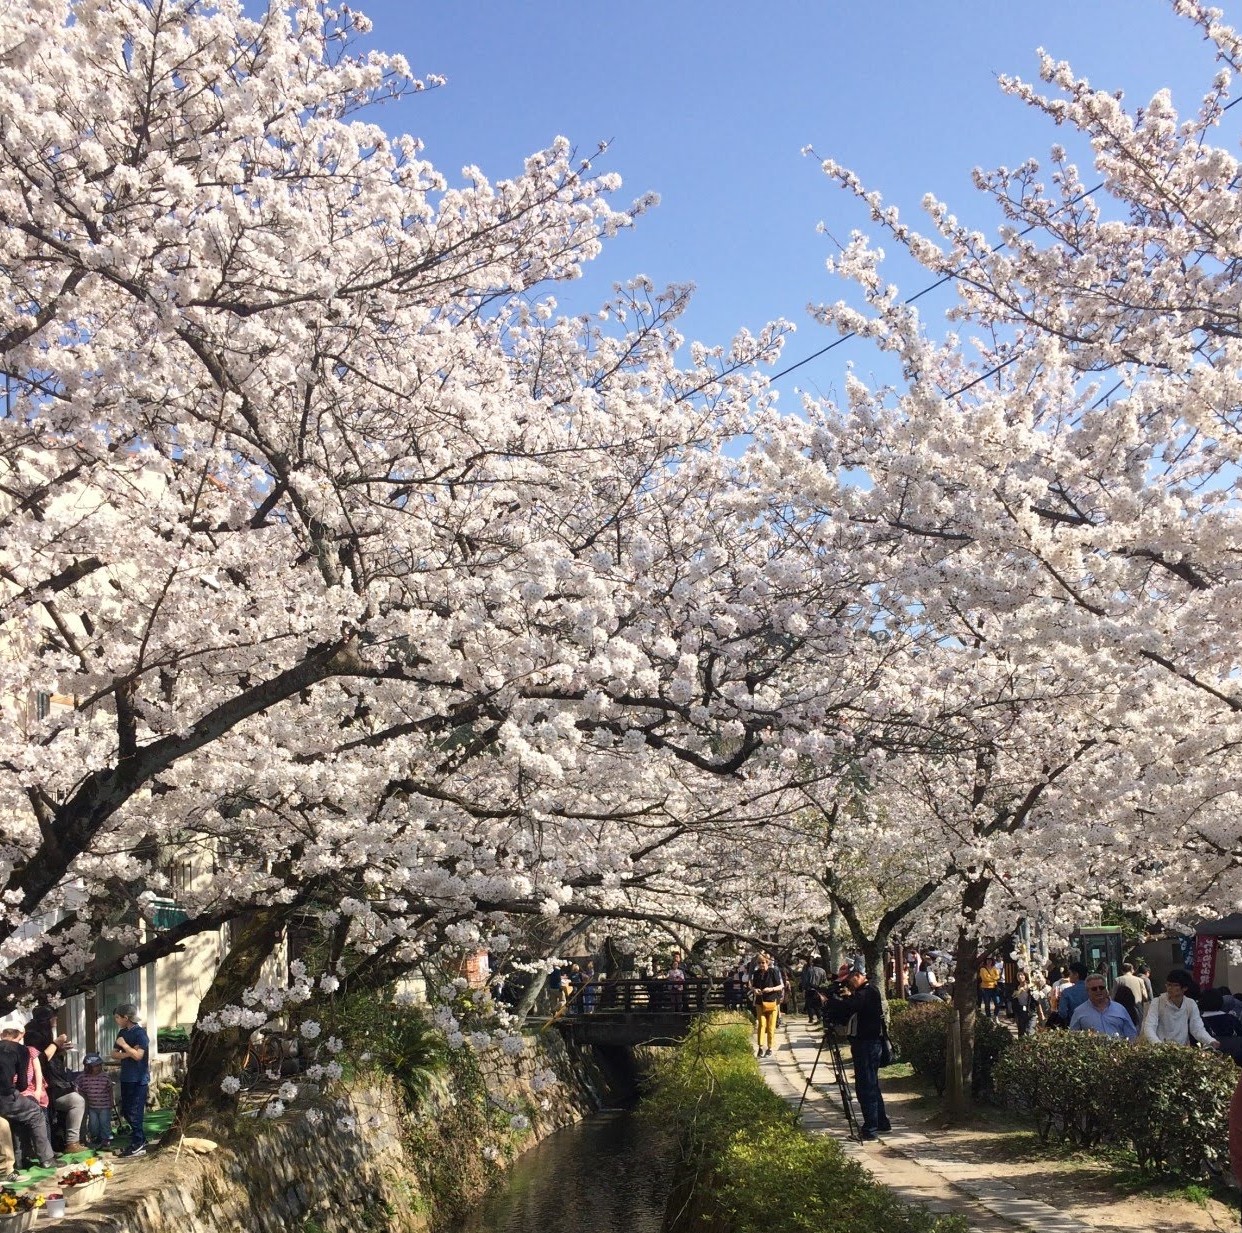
top-left (1113, 962), bottom-right (1150, 1020)
top-left (111, 1003), bottom-right (150, 1156)
top-left (1056, 961), bottom-right (1091, 1024)
top-left (1011, 972), bottom-right (1038, 1035)
top-left (1068, 974), bottom-right (1138, 1039)
top-left (1137, 962), bottom-right (1155, 1004)
top-left (824, 965), bottom-right (890, 1141)
top-left (1141, 970), bottom-right (1220, 1048)
top-left (751, 953), bottom-right (783, 1058)
top-left (801, 955), bottom-right (827, 1025)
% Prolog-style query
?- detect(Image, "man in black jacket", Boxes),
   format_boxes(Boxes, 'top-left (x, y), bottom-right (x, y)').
top-left (0, 1027), bottom-right (56, 1171)
top-left (824, 967), bottom-right (891, 1141)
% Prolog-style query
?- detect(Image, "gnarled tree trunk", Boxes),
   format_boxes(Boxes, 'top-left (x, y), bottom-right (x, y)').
top-left (174, 906), bottom-right (291, 1134)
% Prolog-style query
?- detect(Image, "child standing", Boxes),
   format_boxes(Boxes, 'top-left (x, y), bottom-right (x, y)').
top-left (75, 1053), bottom-right (113, 1148)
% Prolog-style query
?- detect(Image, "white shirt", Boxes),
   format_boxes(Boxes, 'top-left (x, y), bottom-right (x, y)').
top-left (1140, 993), bottom-right (1216, 1046)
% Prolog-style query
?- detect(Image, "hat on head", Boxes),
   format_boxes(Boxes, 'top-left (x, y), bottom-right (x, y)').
top-left (83, 1053), bottom-right (102, 1065)
top-left (836, 963), bottom-right (851, 979)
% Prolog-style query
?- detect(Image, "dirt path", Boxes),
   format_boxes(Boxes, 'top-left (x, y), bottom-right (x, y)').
top-left (763, 1019), bottom-right (1238, 1233)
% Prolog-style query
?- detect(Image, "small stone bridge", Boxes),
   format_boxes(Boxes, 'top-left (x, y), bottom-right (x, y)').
top-left (543, 977), bottom-right (743, 1047)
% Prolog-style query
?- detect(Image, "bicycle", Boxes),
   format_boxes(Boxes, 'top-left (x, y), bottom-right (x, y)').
top-left (238, 1032), bottom-right (290, 1089)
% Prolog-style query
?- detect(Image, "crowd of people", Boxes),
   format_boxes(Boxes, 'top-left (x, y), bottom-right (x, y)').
top-left (894, 949), bottom-right (1242, 1061)
top-left (0, 1002), bottom-right (150, 1182)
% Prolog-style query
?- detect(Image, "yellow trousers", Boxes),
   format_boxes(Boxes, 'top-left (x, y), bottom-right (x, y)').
top-left (756, 1001), bottom-right (779, 1050)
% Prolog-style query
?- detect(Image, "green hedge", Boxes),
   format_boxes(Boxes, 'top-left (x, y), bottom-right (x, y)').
top-left (644, 1017), bottom-right (965, 1233)
top-left (990, 1028), bottom-right (1121, 1147)
top-left (993, 1032), bottom-right (1238, 1177)
top-left (886, 1003), bottom-right (1011, 1096)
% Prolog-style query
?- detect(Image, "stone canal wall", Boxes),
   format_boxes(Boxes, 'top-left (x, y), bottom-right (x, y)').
top-left (58, 1032), bottom-right (604, 1233)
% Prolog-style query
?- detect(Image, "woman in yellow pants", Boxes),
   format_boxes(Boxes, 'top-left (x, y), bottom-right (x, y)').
top-left (751, 953), bottom-right (783, 1057)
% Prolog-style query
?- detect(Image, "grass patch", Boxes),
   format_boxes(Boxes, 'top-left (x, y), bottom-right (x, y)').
top-left (891, 1052), bottom-right (1240, 1213)
top-left (645, 1016), bottom-right (966, 1233)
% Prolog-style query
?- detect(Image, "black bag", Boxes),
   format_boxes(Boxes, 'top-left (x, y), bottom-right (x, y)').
top-left (46, 1060), bottom-right (75, 1101)
top-left (878, 1023), bottom-right (895, 1067)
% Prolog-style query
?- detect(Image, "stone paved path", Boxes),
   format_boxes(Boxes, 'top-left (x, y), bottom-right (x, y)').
top-left (759, 1018), bottom-right (1134, 1233)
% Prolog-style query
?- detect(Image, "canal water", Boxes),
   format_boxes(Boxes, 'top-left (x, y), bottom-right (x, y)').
top-left (454, 1111), bottom-right (673, 1233)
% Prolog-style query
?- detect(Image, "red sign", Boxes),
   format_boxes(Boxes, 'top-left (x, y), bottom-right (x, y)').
top-left (1193, 934), bottom-right (1218, 990)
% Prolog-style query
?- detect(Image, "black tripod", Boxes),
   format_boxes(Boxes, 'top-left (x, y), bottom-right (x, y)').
top-left (796, 1026), bottom-right (861, 1140)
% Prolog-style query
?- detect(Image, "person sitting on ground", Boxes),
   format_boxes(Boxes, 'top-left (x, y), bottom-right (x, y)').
top-left (1068, 974), bottom-right (1138, 1040)
top-left (24, 1006), bottom-right (85, 1153)
top-left (1141, 969), bottom-right (1220, 1049)
top-left (0, 1027), bottom-right (55, 1170)
top-left (0, 1115), bottom-right (15, 1183)
top-left (110, 1003), bottom-right (150, 1157)
top-left (75, 1054), bottom-right (113, 1149)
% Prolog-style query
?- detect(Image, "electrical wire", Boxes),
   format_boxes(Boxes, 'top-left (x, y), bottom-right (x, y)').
top-left (763, 91), bottom-right (1242, 396)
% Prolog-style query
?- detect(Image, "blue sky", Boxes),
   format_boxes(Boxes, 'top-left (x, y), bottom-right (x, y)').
top-left (353, 2), bottom-right (1239, 403)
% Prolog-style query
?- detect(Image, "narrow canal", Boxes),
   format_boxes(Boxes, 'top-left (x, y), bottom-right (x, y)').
top-left (454, 1111), bottom-right (673, 1233)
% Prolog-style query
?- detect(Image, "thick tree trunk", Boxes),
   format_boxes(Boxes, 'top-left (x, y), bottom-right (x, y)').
top-left (824, 906), bottom-right (843, 973)
top-left (946, 877), bottom-right (990, 1118)
top-left (514, 970), bottom-right (548, 1021)
top-left (175, 907), bottom-right (290, 1134)
top-left (862, 935), bottom-right (889, 1015)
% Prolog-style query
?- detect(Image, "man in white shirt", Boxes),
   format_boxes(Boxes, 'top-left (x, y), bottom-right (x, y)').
top-left (1141, 969), bottom-right (1221, 1048)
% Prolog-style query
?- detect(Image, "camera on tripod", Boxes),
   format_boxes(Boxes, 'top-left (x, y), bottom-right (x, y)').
top-left (819, 978), bottom-right (857, 1037)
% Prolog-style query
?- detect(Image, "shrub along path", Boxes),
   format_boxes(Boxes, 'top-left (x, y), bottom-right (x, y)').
top-left (765, 1020), bottom-right (1236, 1233)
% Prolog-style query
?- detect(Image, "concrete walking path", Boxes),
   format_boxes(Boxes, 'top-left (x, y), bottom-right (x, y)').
top-left (759, 1018), bottom-right (1105, 1233)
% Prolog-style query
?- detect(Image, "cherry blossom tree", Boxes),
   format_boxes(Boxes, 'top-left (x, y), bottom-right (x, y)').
top-left (762, 0), bottom-right (1242, 934)
top-left (0, 1), bottom-right (903, 1133)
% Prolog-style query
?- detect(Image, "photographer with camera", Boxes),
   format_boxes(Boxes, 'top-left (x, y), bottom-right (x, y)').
top-left (822, 964), bottom-right (891, 1141)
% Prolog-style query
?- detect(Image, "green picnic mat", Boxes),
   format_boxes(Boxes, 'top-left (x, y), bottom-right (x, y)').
top-left (8, 1107), bottom-right (175, 1185)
